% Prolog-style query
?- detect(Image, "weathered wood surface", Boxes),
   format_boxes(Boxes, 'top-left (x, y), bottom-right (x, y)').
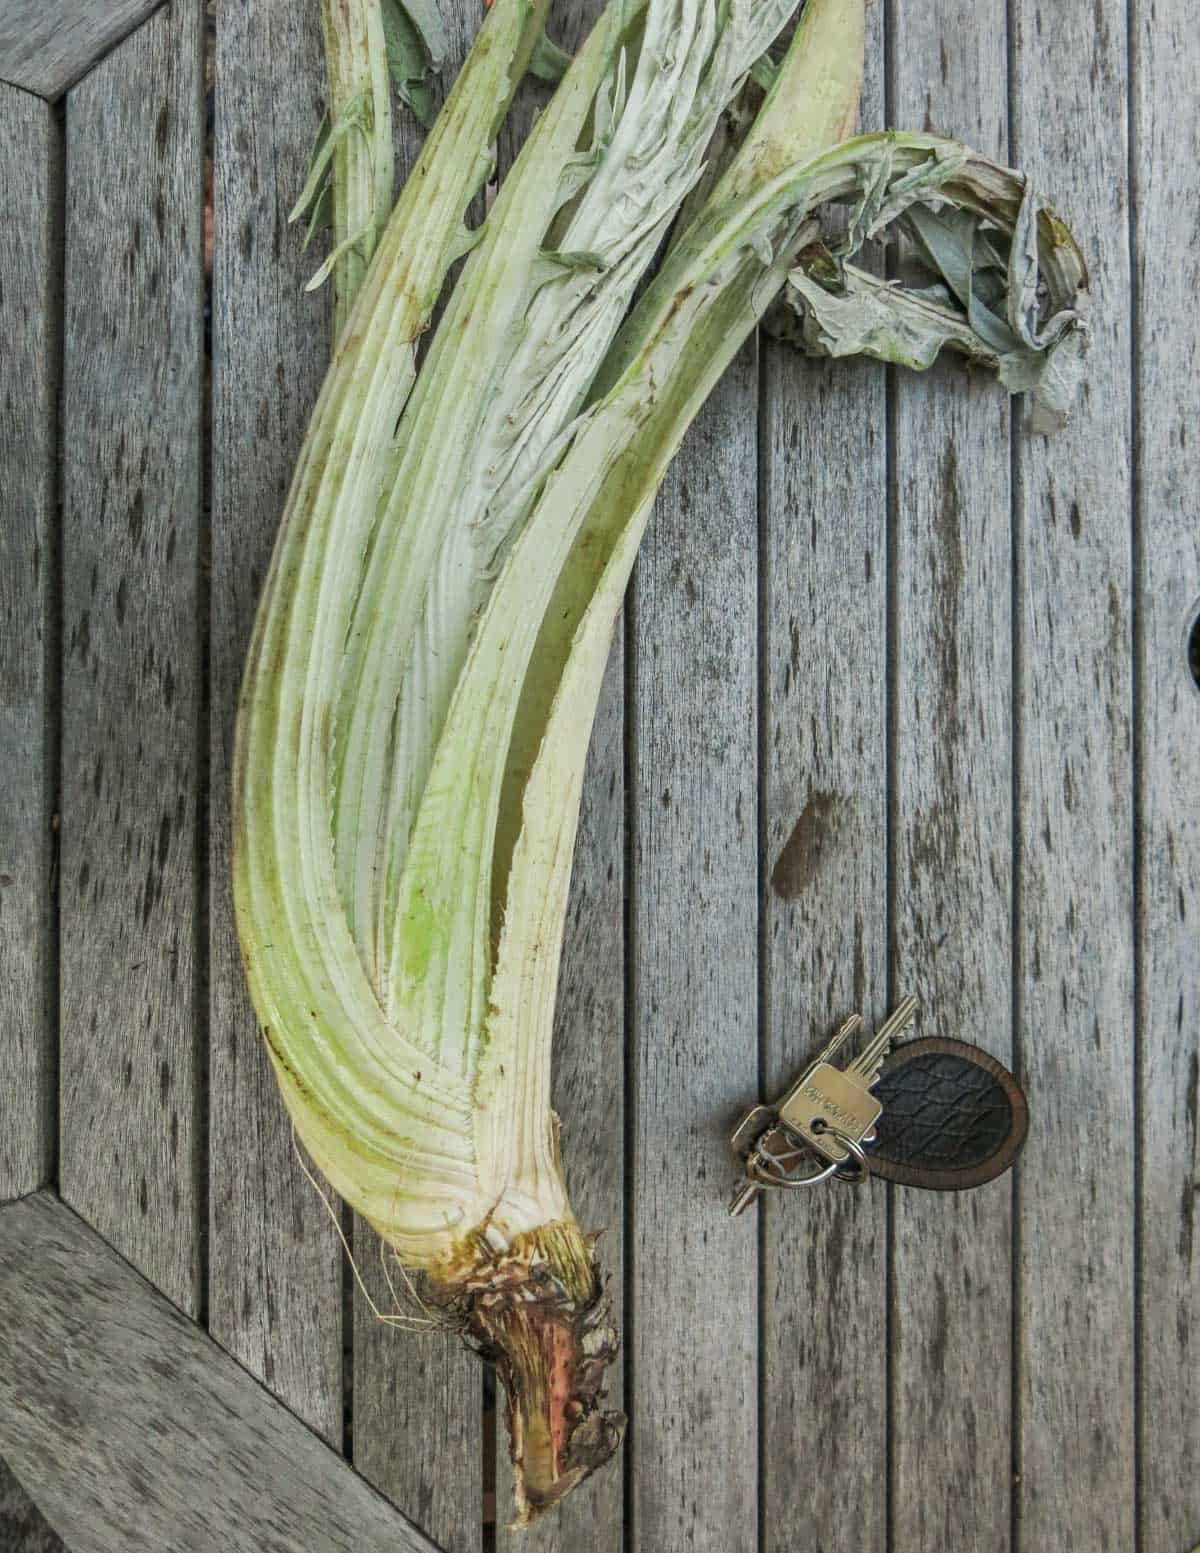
top-left (1, 0), bottom-right (1191, 1550)
top-left (1011, 0), bottom-right (1136, 1546)
top-left (0, 87), bottom-right (57, 1205)
top-left (0, 0), bottom-right (164, 99)
top-left (889, 5), bottom-right (1015, 1551)
top-left (0, 1190), bottom-right (439, 1553)
top-left (629, 341), bottom-right (760, 1553)
top-left (1133, 0), bottom-right (1200, 1546)
top-left (58, 0), bottom-right (204, 1318)
top-left (760, 2), bottom-right (887, 1545)
top-left (209, 0), bottom-right (344, 1445)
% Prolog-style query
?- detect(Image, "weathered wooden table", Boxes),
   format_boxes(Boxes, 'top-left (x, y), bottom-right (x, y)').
top-left (1, 1), bottom-right (1196, 1550)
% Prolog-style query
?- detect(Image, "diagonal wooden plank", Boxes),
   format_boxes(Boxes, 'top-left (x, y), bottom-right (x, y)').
top-left (58, 0), bottom-right (204, 1316)
top-left (0, 1190), bottom-right (441, 1553)
top-left (1010, 0), bottom-right (1136, 1547)
top-left (629, 343), bottom-right (759, 1553)
top-left (209, 0), bottom-right (343, 1445)
top-left (889, 6), bottom-right (1015, 1552)
top-left (1131, 0), bottom-right (1200, 1545)
top-left (0, 0), bottom-right (165, 101)
top-left (759, 8), bottom-right (887, 1547)
top-left (0, 86), bottom-right (59, 1205)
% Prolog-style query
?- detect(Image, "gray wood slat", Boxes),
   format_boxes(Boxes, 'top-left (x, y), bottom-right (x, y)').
top-left (0, 0), bottom-right (164, 100)
top-left (759, 8), bottom-right (887, 1546)
top-left (58, 1), bottom-right (203, 1316)
top-left (495, 645), bottom-right (626, 1550)
top-left (351, 9), bottom-right (483, 1545)
top-left (208, 0), bottom-right (343, 1444)
top-left (629, 342), bottom-right (759, 1553)
top-left (1131, 0), bottom-right (1200, 1545)
top-left (0, 1457), bottom-right (64, 1553)
top-left (888, 7), bottom-right (1015, 1551)
top-left (1010, 0), bottom-right (1136, 1545)
top-left (0, 87), bottom-right (57, 1204)
top-left (493, 3), bottom-right (625, 1545)
top-left (0, 1190), bottom-right (440, 1553)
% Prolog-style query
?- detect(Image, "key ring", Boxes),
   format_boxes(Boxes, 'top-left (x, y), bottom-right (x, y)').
top-left (747, 1147), bottom-right (843, 1189)
top-left (743, 1125), bottom-right (871, 1190)
top-left (810, 1120), bottom-right (871, 1185)
top-left (745, 1124), bottom-right (871, 1191)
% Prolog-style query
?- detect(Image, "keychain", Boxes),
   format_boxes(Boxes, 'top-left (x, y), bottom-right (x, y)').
top-left (729, 997), bottom-right (1029, 1214)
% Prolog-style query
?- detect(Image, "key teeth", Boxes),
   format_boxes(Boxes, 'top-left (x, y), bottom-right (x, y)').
top-left (822, 1011), bottom-right (864, 1067)
top-left (844, 1034), bottom-right (892, 1083)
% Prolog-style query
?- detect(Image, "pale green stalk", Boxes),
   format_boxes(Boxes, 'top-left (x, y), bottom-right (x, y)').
top-left (329, 0), bottom-right (809, 1010)
top-left (296, 0), bottom-right (457, 330)
top-left (313, 0), bottom-right (394, 333)
top-left (329, 0), bottom-right (648, 992)
top-left (237, 0), bottom-right (867, 1518)
top-left (233, 0), bottom-right (550, 1261)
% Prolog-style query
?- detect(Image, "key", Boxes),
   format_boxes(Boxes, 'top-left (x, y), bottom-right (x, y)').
top-left (844, 994), bottom-right (920, 1086)
top-left (728, 1014), bottom-right (863, 1214)
top-left (779, 996), bottom-right (920, 1165)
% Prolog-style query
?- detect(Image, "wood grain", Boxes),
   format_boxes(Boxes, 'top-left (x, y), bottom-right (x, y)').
top-left (1131, 0), bottom-right (1200, 1545)
top-left (888, 6), bottom-right (1014, 1551)
top-left (1010, 0), bottom-right (1136, 1545)
top-left (58, 1), bottom-right (203, 1316)
top-left (759, 2), bottom-right (887, 1545)
top-left (0, 1190), bottom-right (439, 1553)
top-left (0, 87), bottom-right (58, 1204)
top-left (208, 0), bottom-right (343, 1444)
top-left (351, 6), bottom-right (483, 1544)
top-left (0, 0), bottom-right (164, 100)
top-left (628, 341), bottom-right (759, 1553)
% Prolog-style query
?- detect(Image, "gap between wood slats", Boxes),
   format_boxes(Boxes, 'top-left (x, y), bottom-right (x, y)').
top-left (1123, 11), bottom-right (1145, 1553)
top-left (1125, 12), bottom-right (1142, 1553)
top-left (195, 0), bottom-right (213, 1339)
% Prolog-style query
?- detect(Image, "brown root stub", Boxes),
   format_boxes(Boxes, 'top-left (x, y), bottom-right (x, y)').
top-left (458, 1220), bottom-right (624, 1525)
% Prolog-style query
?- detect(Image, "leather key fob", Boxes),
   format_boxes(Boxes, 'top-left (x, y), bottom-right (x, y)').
top-left (866, 1037), bottom-right (1028, 1190)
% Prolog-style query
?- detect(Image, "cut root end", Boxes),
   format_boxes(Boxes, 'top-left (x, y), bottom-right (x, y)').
top-left (446, 1220), bottom-right (624, 1523)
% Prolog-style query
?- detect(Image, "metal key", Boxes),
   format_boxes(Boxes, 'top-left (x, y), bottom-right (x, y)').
top-left (780, 995), bottom-right (919, 1164)
top-left (728, 1014), bottom-right (863, 1215)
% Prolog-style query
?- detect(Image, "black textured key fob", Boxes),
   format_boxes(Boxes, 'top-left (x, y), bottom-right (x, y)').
top-left (866, 1038), bottom-right (1028, 1190)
